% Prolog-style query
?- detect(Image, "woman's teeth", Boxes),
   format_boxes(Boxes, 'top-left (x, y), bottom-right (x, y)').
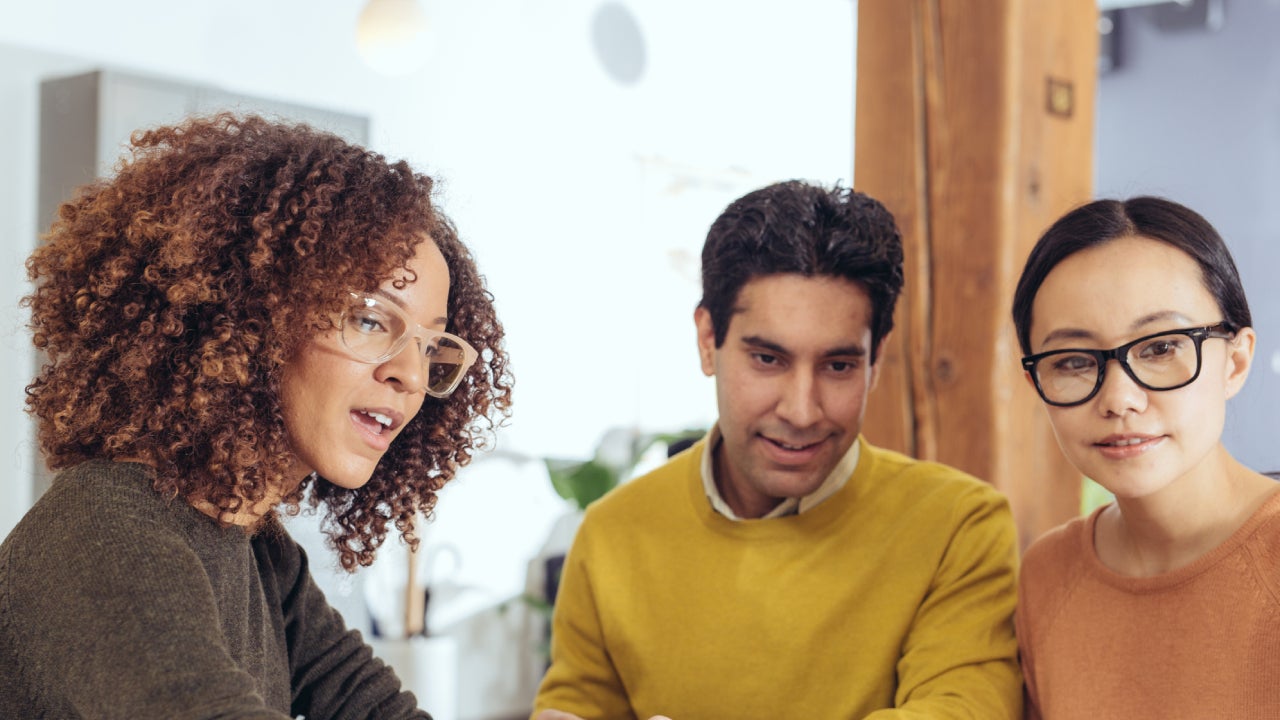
top-left (361, 410), bottom-right (392, 432)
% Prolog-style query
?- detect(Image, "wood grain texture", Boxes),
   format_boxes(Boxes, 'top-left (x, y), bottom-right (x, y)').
top-left (855, 0), bottom-right (1097, 547)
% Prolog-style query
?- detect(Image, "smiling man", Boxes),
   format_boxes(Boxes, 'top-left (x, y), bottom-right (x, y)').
top-left (532, 180), bottom-right (1021, 720)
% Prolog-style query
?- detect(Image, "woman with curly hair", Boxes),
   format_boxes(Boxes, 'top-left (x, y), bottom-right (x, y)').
top-left (0, 113), bottom-right (513, 718)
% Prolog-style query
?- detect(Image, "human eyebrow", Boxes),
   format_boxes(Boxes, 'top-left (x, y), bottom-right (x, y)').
top-left (1039, 311), bottom-right (1197, 349)
top-left (1129, 310), bottom-right (1194, 332)
top-left (740, 336), bottom-right (790, 356)
top-left (373, 289), bottom-right (447, 328)
top-left (740, 336), bottom-right (867, 359)
top-left (1038, 328), bottom-right (1098, 347)
top-left (823, 344), bottom-right (868, 359)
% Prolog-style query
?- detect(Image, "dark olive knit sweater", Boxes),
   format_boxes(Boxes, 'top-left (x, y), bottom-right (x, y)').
top-left (0, 460), bottom-right (431, 719)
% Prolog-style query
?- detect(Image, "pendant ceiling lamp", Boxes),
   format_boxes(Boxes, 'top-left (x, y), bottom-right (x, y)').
top-left (356, 0), bottom-right (431, 76)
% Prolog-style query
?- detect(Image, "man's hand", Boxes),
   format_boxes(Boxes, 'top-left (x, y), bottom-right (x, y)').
top-left (535, 711), bottom-right (672, 720)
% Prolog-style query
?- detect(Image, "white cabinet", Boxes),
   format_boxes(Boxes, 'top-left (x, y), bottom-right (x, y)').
top-left (38, 69), bottom-right (367, 235)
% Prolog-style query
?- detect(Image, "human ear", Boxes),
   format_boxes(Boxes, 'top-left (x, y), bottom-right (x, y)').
top-left (1223, 326), bottom-right (1256, 400)
top-left (694, 307), bottom-right (717, 377)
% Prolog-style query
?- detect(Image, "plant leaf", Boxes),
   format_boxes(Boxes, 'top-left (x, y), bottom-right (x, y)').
top-left (545, 458), bottom-right (617, 510)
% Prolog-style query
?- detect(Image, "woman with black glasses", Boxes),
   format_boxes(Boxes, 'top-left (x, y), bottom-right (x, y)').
top-left (1010, 196), bottom-right (1278, 719)
top-left (0, 114), bottom-right (513, 718)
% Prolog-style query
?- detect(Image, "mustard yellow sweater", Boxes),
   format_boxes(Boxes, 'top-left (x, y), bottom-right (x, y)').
top-left (534, 438), bottom-right (1021, 719)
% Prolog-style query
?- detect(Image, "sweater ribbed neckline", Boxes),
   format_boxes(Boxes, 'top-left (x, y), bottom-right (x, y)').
top-left (683, 437), bottom-right (872, 540)
top-left (1080, 486), bottom-right (1280, 593)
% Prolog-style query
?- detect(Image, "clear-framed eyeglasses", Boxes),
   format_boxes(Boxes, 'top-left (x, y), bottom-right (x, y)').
top-left (338, 291), bottom-right (479, 398)
top-left (1021, 322), bottom-right (1235, 408)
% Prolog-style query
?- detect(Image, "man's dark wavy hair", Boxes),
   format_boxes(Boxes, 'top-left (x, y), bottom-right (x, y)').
top-left (24, 113), bottom-right (514, 570)
top-left (698, 180), bottom-right (905, 361)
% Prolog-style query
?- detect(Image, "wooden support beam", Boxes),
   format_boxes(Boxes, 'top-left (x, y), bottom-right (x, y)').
top-left (855, 0), bottom-right (1097, 548)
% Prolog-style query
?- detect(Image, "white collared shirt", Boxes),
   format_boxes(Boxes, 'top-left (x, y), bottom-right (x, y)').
top-left (700, 423), bottom-right (861, 520)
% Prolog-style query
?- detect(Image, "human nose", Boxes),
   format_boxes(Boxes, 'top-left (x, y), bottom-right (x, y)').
top-left (373, 337), bottom-right (427, 393)
top-left (1093, 358), bottom-right (1147, 416)
top-left (775, 368), bottom-right (823, 428)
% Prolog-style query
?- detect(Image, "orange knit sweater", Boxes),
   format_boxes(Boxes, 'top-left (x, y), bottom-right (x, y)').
top-left (1016, 490), bottom-right (1280, 719)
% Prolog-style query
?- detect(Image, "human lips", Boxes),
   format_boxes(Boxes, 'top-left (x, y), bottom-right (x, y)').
top-left (766, 436), bottom-right (822, 451)
top-left (351, 406), bottom-right (406, 446)
top-left (1093, 433), bottom-right (1165, 459)
top-left (758, 433), bottom-right (830, 463)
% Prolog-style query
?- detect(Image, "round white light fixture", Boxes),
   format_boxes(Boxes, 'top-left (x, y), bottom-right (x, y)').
top-left (356, 0), bottom-right (431, 76)
top-left (591, 2), bottom-right (646, 86)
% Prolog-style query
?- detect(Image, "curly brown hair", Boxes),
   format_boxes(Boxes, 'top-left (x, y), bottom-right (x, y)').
top-left (24, 113), bottom-right (513, 570)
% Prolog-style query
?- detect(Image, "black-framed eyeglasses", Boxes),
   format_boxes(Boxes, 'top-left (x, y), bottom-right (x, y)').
top-left (1021, 323), bottom-right (1235, 407)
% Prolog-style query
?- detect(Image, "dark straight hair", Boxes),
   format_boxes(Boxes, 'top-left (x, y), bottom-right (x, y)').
top-left (1011, 196), bottom-right (1252, 355)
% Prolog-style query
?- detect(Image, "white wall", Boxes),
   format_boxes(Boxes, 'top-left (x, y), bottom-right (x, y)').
top-left (0, 0), bottom-right (855, 633)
